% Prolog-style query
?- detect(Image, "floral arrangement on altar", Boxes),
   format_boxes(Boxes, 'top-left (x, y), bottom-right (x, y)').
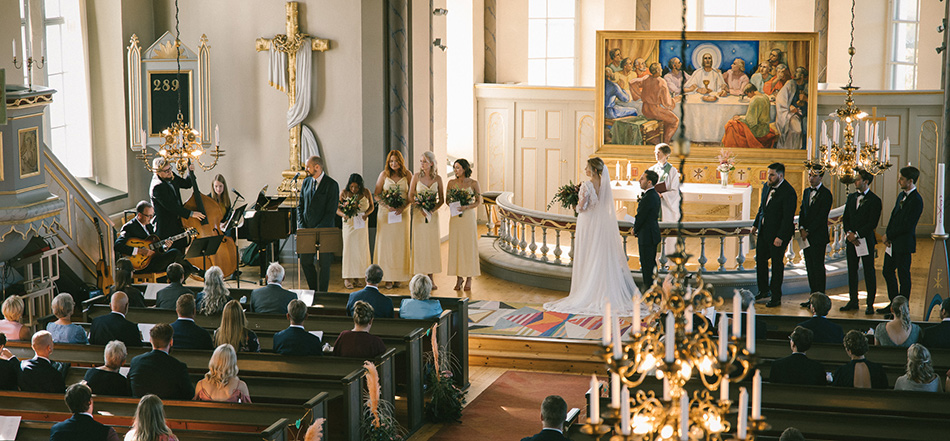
top-left (446, 187), bottom-right (476, 217)
top-left (716, 148), bottom-right (737, 176)
top-left (378, 187), bottom-right (406, 210)
top-left (424, 324), bottom-right (466, 423)
top-left (339, 195), bottom-right (361, 219)
top-left (415, 189), bottom-right (438, 222)
top-left (547, 182), bottom-right (581, 212)
top-left (361, 361), bottom-right (405, 441)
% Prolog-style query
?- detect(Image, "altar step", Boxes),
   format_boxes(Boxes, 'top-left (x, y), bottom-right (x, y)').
top-left (469, 335), bottom-right (603, 374)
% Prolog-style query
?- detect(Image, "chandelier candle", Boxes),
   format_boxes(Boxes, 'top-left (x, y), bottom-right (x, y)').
top-left (621, 386), bottom-right (631, 435)
top-left (602, 303), bottom-right (612, 346)
top-left (589, 374), bottom-right (600, 424)
top-left (663, 377), bottom-right (671, 401)
top-left (732, 291), bottom-right (741, 338)
top-left (612, 310), bottom-right (622, 360)
top-left (665, 313), bottom-right (675, 363)
top-left (746, 304), bottom-right (756, 353)
top-left (611, 373), bottom-right (621, 408)
top-left (685, 305), bottom-right (693, 333)
top-left (720, 376), bottom-right (729, 401)
top-left (633, 294), bottom-right (641, 333)
top-left (718, 319), bottom-right (728, 362)
top-left (752, 370), bottom-right (762, 419)
top-left (737, 387), bottom-right (748, 438)
top-left (679, 393), bottom-right (688, 441)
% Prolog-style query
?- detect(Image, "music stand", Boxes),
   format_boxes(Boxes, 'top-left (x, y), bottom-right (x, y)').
top-left (224, 204), bottom-right (254, 288)
top-left (296, 227), bottom-right (343, 300)
top-left (185, 235), bottom-right (224, 275)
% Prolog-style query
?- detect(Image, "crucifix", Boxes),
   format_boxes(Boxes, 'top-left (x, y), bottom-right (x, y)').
top-left (255, 1), bottom-right (329, 196)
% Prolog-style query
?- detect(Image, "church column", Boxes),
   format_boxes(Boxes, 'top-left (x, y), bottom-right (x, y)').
top-left (388, 0), bottom-right (411, 159)
top-left (484, 0), bottom-right (496, 83)
top-left (361, 0), bottom-right (388, 179)
top-left (814, 0), bottom-right (829, 82)
top-left (636, 0), bottom-right (651, 31)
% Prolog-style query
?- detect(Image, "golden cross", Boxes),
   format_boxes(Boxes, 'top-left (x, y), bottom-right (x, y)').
top-left (256, 2), bottom-right (329, 192)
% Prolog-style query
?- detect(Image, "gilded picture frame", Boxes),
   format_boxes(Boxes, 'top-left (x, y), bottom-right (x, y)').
top-left (18, 127), bottom-right (40, 178)
top-left (596, 31), bottom-right (819, 164)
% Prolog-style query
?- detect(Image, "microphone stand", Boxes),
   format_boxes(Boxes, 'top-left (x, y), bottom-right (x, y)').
top-left (292, 173), bottom-right (302, 289)
top-left (228, 192), bottom-right (255, 288)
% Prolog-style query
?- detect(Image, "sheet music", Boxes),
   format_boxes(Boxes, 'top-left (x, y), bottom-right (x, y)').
top-left (290, 289), bottom-right (314, 306)
top-left (143, 283), bottom-right (170, 300)
top-left (138, 323), bottom-right (154, 343)
top-left (353, 216), bottom-right (366, 230)
top-left (309, 330), bottom-right (324, 340)
top-left (119, 367), bottom-right (130, 377)
top-left (854, 238), bottom-right (870, 257)
top-left (388, 211), bottom-right (402, 224)
top-left (449, 202), bottom-right (462, 217)
top-left (885, 244), bottom-right (892, 256)
top-left (0, 415), bottom-right (20, 440)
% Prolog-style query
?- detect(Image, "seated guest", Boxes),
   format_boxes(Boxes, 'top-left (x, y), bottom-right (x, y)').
top-left (832, 329), bottom-right (888, 389)
top-left (197, 266), bottom-right (230, 316)
top-left (47, 293), bottom-right (88, 344)
top-left (19, 330), bottom-right (66, 393)
top-left (49, 383), bottom-right (121, 441)
top-left (346, 264), bottom-right (394, 318)
top-left (779, 427), bottom-right (805, 441)
top-left (769, 326), bottom-right (826, 385)
top-left (125, 394), bottom-right (179, 441)
top-left (874, 295), bottom-right (920, 347)
top-left (90, 292), bottom-right (144, 347)
top-left (273, 299), bottom-right (323, 356)
top-left (170, 294), bottom-right (213, 350)
top-left (249, 262), bottom-right (297, 314)
top-left (400, 274), bottom-right (443, 320)
top-left (110, 258), bottom-right (146, 308)
top-left (333, 301), bottom-right (386, 359)
top-left (712, 289), bottom-right (768, 339)
top-left (0, 334), bottom-right (20, 390)
top-left (83, 340), bottom-right (132, 396)
top-left (0, 295), bottom-right (31, 341)
top-left (193, 344), bottom-right (251, 402)
top-left (155, 263), bottom-right (192, 310)
top-left (797, 293), bottom-right (844, 344)
top-left (520, 395), bottom-right (570, 441)
top-left (129, 323), bottom-right (192, 399)
top-left (214, 300), bottom-right (260, 352)
top-left (894, 343), bottom-right (942, 392)
top-left (921, 298), bottom-right (950, 349)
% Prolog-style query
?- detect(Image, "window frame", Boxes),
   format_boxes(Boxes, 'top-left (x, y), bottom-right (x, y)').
top-left (884, 0), bottom-right (920, 90)
top-left (526, 0), bottom-right (580, 87)
top-left (698, 0), bottom-right (776, 32)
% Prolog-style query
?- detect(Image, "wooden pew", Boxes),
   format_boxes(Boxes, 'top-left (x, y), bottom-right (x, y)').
top-left (8, 418), bottom-right (291, 441)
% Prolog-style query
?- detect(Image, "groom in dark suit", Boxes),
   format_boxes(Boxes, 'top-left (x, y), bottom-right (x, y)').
top-left (635, 170), bottom-right (661, 290)
top-left (752, 163), bottom-right (797, 307)
top-left (841, 169), bottom-right (882, 314)
top-left (798, 167), bottom-right (833, 304)
top-left (298, 156), bottom-right (341, 292)
top-left (881, 166), bottom-right (923, 316)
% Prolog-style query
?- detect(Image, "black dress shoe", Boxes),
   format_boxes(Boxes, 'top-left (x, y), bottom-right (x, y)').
top-left (865, 306), bottom-right (875, 315)
top-left (884, 313), bottom-right (895, 320)
top-left (765, 300), bottom-right (782, 307)
top-left (755, 292), bottom-right (770, 301)
top-left (839, 302), bottom-right (859, 312)
top-left (876, 305), bottom-right (892, 314)
top-left (800, 301), bottom-right (811, 308)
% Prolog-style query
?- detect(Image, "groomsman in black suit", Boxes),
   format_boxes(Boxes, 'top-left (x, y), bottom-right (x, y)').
top-left (18, 331), bottom-right (66, 393)
top-left (798, 167), bottom-right (833, 307)
top-left (841, 169), bottom-right (882, 313)
top-left (114, 201), bottom-right (188, 274)
top-left (752, 163), bottom-right (797, 307)
top-left (880, 166), bottom-right (923, 317)
top-left (298, 156), bottom-right (341, 292)
top-left (150, 158), bottom-right (205, 252)
top-left (635, 170), bottom-right (661, 290)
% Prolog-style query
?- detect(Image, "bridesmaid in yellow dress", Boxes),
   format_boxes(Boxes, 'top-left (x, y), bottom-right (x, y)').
top-left (446, 159), bottom-right (482, 291)
top-left (336, 173), bottom-right (375, 289)
top-left (408, 151), bottom-right (444, 289)
top-left (374, 150), bottom-right (413, 289)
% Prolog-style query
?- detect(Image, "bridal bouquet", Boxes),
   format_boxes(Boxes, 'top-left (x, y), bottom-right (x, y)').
top-left (716, 148), bottom-right (737, 174)
top-left (378, 187), bottom-right (405, 209)
top-left (339, 195), bottom-right (361, 219)
top-left (547, 182), bottom-right (581, 211)
top-left (415, 189), bottom-right (438, 222)
top-left (446, 187), bottom-right (476, 217)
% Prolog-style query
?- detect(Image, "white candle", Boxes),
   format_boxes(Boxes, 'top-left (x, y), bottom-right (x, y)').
top-left (718, 315), bottom-right (728, 362)
top-left (140, 129), bottom-right (147, 149)
top-left (806, 137), bottom-right (812, 160)
top-left (620, 386), bottom-right (631, 435)
top-left (746, 303), bottom-right (756, 353)
top-left (885, 138), bottom-right (890, 159)
top-left (215, 124), bottom-right (220, 146)
top-left (627, 161), bottom-right (632, 181)
top-left (873, 121), bottom-right (879, 144)
top-left (611, 373), bottom-right (621, 408)
top-left (589, 375), bottom-right (600, 424)
top-left (737, 388), bottom-right (748, 438)
top-left (612, 308), bottom-right (622, 360)
top-left (820, 120), bottom-right (828, 145)
top-left (602, 303), bottom-right (611, 346)
top-left (24, 0), bottom-right (32, 57)
top-left (854, 123), bottom-right (860, 145)
top-left (680, 393), bottom-right (689, 441)
top-left (663, 377), bottom-right (671, 401)
top-left (11, 39), bottom-right (15, 58)
top-left (616, 161), bottom-right (621, 181)
top-left (833, 120), bottom-right (840, 144)
top-left (633, 294), bottom-right (641, 333)
top-left (720, 376), bottom-right (729, 401)
top-left (665, 312), bottom-right (675, 363)
top-left (685, 305), bottom-right (693, 333)
top-left (936, 164), bottom-right (946, 236)
top-left (752, 370), bottom-right (762, 419)
top-left (732, 291), bottom-right (741, 338)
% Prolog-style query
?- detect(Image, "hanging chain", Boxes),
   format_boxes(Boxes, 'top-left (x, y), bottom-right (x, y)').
top-left (847, 0), bottom-right (855, 88)
top-left (175, 0), bottom-right (183, 121)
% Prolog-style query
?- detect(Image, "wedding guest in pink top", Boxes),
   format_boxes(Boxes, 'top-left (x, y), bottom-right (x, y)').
top-left (0, 295), bottom-right (31, 341)
top-left (193, 344), bottom-right (251, 403)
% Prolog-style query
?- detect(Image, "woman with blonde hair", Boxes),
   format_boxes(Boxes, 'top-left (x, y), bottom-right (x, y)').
top-left (374, 150), bottom-right (413, 289)
top-left (0, 295), bottom-right (31, 341)
top-left (446, 159), bottom-right (482, 291)
top-left (197, 266), bottom-right (230, 315)
top-left (46, 293), bottom-right (87, 344)
top-left (214, 300), bottom-right (259, 352)
top-left (874, 296), bottom-right (921, 347)
top-left (337, 173), bottom-right (375, 289)
top-left (124, 394), bottom-right (177, 441)
top-left (895, 343), bottom-right (941, 392)
top-left (408, 151), bottom-right (444, 289)
top-left (194, 344), bottom-right (251, 402)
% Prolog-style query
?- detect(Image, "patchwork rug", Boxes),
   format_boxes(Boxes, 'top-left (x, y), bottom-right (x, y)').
top-left (468, 300), bottom-right (634, 340)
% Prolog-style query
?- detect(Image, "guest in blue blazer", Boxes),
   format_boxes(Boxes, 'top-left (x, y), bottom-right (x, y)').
top-left (49, 383), bottom-right (120, 441)
top-left (273, 299), bottom-right (323, 356)
top-left (797, 293), bottom-right (844, 344)
top-left (346, 264), bottom-right (394, 318)
top-left (400, 274), bottom-right (443, 320)
top-left (170, 294), bottom-right (214, 350)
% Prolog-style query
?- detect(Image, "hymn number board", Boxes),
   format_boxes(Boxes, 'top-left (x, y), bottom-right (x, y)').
top-left (127, 31), bottom-right (212, 151)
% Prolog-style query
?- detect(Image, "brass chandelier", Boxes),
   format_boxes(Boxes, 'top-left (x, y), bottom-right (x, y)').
top-left (137, 0), bottom-right (223, 174)
top-left (804, 0), bottom-right (890, 184)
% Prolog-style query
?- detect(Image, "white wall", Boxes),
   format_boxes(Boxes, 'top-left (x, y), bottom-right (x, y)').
top-left (0, 1), bottom-right (21, 82)
top-left (495, 0), bottom-right (527, 83)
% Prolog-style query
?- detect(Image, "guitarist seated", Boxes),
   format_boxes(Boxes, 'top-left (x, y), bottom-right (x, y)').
top-left (115, 201), bottom-right (194, 275)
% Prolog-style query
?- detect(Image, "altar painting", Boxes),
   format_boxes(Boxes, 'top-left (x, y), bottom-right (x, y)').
top-left (597, 31), bottom-right (818, 154)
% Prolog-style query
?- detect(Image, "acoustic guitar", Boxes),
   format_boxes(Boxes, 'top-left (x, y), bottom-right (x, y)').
top-left (123, 228), bottom-right (198, 271)
top-left (93, 218), bottom-right (114, 291)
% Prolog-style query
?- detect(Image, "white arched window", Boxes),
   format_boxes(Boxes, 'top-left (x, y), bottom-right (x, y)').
top-left (527, 0), bottom-right (577, 86)
top-left (699, 0), bottom-right (775, 32)
top-left (886, 0), bottom-right (920, 90)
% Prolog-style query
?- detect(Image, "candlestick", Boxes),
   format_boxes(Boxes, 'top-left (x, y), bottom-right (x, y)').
top-left (679, 393), bottom-right (689, 441)
top-left (611, 373), bottom-right (621, 408)
top-left (665, 312), bottom-right (674, 363)
top-left (718, 316), bottom-right (728, 362)
top-left (611, 307), bottom-right (622, 360)
top-left (732, 291), bottom-right (741, 338)
top-left (589, 375), bottom-right (600, 424)
top-left (738, 387), bottom-right (748, 438)
top-left (746, 303), bottom-right (756, 353)
top-left (632, 294), bottom-right (641, 333)
top-left (720, 375), bottom-right (729, 401)
top-left (936, 164), bottom-right (946, 236)
top-left (752, 370), bottom-right (762, 419)
top-left (602, 303), bottom-right (611, 346)
top-left (620, 386), bottom-right (631, 435)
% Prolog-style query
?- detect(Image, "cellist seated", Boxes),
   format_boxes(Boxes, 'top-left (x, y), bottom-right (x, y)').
top-left (115, 201), bottom-right (197, 275)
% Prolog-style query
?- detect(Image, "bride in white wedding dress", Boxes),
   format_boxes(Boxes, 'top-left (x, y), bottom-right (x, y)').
top-left (544, 157), bottom-right (641, 316)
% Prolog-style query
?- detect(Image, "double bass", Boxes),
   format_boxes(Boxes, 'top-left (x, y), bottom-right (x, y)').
top-left (182, 169), bottom-right (238, 278)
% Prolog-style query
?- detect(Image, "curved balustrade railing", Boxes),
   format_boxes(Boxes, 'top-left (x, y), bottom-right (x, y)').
top-left (482, 191), bottom-right (847, 274)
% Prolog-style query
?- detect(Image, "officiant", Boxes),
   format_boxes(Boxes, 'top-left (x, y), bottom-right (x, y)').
top-left (298, 155), bottom-right (340, 292)
top-left (648, 143), bottom-right (680, 253)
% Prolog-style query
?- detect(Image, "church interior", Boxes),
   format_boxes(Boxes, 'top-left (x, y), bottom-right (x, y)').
top-left (1, 0), bottom-right (950, 440)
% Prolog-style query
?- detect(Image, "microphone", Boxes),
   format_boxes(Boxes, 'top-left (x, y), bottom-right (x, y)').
top-left (232, 189), bottom-right (245, 200)
top-left (293, 172), bottom-right (301, 181)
